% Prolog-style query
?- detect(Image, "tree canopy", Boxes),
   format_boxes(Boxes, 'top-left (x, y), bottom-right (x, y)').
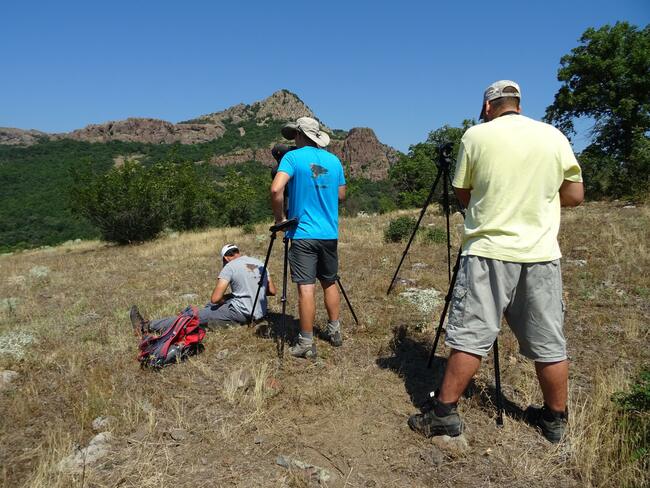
top-left (544, 22), bottom-right (650, 198)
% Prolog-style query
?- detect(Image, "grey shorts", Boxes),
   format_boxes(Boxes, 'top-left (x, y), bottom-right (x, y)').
top-left (445, 255), bottom-right (566, 362)
top-left (288, 239), bottom-right (338, 285)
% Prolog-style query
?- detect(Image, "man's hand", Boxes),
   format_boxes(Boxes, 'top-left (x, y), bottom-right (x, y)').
top-left (210, 278), bottom-right (230, 304)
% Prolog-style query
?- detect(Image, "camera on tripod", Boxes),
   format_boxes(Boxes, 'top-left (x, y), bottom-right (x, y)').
top-left (437, 142), bottom-right (454, 168)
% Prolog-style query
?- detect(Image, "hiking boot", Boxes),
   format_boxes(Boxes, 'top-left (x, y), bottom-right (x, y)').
top-left (289, 337), bottom-right (317, 359)
top-left (129, 305), bottom-right (148, 337)
top-left (408, 398), bottom-right (463, 437)
top-left (319, 322), bottom-right (343, 347)
top-left (525, 404), bottom-right (568, 444)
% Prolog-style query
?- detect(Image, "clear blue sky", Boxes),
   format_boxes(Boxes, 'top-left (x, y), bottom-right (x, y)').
top-left (1, 0), bottom-right (648, 152)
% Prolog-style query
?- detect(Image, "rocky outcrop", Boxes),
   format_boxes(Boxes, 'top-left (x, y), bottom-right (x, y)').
top-left (196, 89), bottom-right (328, 129)
top-left (212, 127), bottom-right (399, 180)
top-left (330, 127), bottom-right (399, 180)
top-left (61, 118), bottom-right (226, 144)
top-left (0, 91), bottom-right (400, 179)
top-left (0, 128), bottom-right (47, 146)
top-left (210, 148), bottom-right (276, 167)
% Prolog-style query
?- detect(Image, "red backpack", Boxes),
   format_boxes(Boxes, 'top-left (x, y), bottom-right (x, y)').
top-left (137, 306), bottom-right (206, 368)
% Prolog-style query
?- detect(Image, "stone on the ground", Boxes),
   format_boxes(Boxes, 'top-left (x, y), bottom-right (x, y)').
top-left (169, 428), bottom-right (188, 441)
top-left (0, 331), bottom-right (35, 359)
top-left (216, 349), bottom-right (229, 360)
top-left (623, 205), bottom-right (636, 209)
top-left (276, 455), bottom-right (333, 483)
top-left (0, 370), bottom-right (19, 390)
top-left (29, 266), bottom-right (50, 279)
top-left (224, 368), bottom-right (253, 391)
top-left (432, 434), bottom-right (470, 455)
top-left (420, 446), bottom-right (445, 466)
top-left (58, 432), bottom-right (113, 473)
top-left (399, 288), bottom-right (442, 315)
top-left (91, 416), bottom-right (115, 432)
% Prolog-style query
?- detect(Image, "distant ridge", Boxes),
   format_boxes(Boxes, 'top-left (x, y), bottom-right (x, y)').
top-left (0, 90), bottom-right (399, 180)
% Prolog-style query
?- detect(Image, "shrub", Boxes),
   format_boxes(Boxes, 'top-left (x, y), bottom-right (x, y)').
top-left (384, 216), bottom-right (416, 243)
top-left (612, 368), bottom-right (650, 477)
top-left (422, 227), bottom-right (447, 244)
top-left (71, 160), bottom-right (219, 244)
top-left (241, 223), bottom-right (256, 235)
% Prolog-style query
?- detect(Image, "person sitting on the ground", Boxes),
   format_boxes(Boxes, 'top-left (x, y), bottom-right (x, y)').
top-left (130, 243), bottom-right (276, 334)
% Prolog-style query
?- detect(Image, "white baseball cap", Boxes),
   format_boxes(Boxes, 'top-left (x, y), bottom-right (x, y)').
top-left (220, 243), bottom-right (239, 259)
top-left (480, 80), bottom-right (521, 120)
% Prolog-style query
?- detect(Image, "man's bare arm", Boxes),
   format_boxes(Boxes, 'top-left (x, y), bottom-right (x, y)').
top-left (270, 171), bottom-right (291, 223)
top-left (338, 185), bottom-right (346, 202)
top-left (559, 180), bottom-right (584, 207)
top-left (210, 278), bottom-right (230, 304)
top-left (454, 187), bottom-right (471, 208)
top-left (266, 276), bottom-right (277, 296)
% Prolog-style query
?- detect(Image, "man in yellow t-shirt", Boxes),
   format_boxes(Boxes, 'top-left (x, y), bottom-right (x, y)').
top-left (408, 80), bottom-right (584, 443)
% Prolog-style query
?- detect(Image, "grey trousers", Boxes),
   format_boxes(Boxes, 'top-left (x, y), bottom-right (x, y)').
top-left (148, 300), bottom-right (249, 332)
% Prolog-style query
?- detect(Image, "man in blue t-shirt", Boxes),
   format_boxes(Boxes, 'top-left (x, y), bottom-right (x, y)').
top-left (270, 116), bottom-right (346, 359)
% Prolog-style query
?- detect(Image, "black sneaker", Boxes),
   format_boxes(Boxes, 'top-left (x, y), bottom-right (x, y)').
top-left (129, 305), bottom-right (148, 337)
top-left (525, 404), bottom-right (568, 444)
top-left (408, 399), bottom-right (463, 437)
top-left (319, 324), bottom-right (343, 347)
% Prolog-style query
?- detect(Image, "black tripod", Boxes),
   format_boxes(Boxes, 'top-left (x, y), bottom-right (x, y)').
top-left (249, 219), bottom-right (359, 360)
top-left (385, 142), bottom-right (505, 427)
top-left (426, 247), bottom-right (504, 427)
top-left (387, 143), bottom-right (456, 295)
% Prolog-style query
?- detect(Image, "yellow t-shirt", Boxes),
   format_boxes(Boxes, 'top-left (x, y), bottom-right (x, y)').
top-left (452, 114), bottom-right (582, 263)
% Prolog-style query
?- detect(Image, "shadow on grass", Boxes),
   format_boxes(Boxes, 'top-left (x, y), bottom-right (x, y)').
top-left (376, 324), bottom-right (448, 411)
top-left (377, 325), bottom-right (527, 422)
top-left (255, 311), bottom-right (301, 359)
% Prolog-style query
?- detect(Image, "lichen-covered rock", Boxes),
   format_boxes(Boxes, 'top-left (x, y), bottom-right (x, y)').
top-left (58, 432), bottom-right (113, 473)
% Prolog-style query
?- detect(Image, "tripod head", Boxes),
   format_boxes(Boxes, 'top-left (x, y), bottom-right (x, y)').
top-left (437, 142), bottom-right (454, 169)
top-left (269, 218), bottom-right (298, 233)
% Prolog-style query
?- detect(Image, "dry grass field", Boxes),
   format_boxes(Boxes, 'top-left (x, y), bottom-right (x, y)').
top-left (1, 202), bottom-right (648, 487)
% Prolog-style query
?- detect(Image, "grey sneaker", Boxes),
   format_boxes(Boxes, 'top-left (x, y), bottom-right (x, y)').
top-left (129, 305), bottom-right (147, 337)
top-left (289, 337), bottom-right (317, 359)
top-left (408, 399), bottom-right (464, 437)
top-left (319, 323), bottom-right (343, 347)
top-left (526, 404), bottom-right (567, 444)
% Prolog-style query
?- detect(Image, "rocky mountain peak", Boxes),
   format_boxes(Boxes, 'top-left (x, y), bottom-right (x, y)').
top-left (197, 89), bottom-right (324, 127)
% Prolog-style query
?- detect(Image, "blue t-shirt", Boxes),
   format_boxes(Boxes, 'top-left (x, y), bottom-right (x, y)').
top-left (277, 146), bottom-right (346, 240)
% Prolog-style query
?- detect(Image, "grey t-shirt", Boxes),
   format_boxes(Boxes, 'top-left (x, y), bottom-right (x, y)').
top-left (218, 256), bottom-right (269, 320)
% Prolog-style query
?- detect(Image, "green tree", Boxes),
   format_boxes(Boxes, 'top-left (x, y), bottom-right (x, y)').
top-left (389, 120), bottom-right (474, 208)
top-left (544, 22), bottom-right (650, 197)
top-left (215, 169), bottom-right (258, 227)
top-left (71, 160), bottom-right (167, 244)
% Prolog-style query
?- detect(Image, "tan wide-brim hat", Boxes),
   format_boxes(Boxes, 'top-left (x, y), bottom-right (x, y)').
top-left (281, 116), bottom-right (330, 147)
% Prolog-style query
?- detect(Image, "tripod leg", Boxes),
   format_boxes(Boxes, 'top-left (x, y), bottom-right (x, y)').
top-left (387, 171), bottom-right (443, 295)
top-left (427, 248), bottom-right (463, 368)
top-left (337, 278), bottom-right (359, 326)
top-left (442, 167), bottom-right (452, 283)
top-left (278, 236), bottom-right (290, 362)
top-left (493, 339), bottom-right (504, 427)
top-left (249, 232), bottom-right (276, 326)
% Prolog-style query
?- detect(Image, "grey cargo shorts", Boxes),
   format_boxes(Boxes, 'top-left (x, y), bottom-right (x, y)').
top-left (445, 255), bottom-right (567, 362)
